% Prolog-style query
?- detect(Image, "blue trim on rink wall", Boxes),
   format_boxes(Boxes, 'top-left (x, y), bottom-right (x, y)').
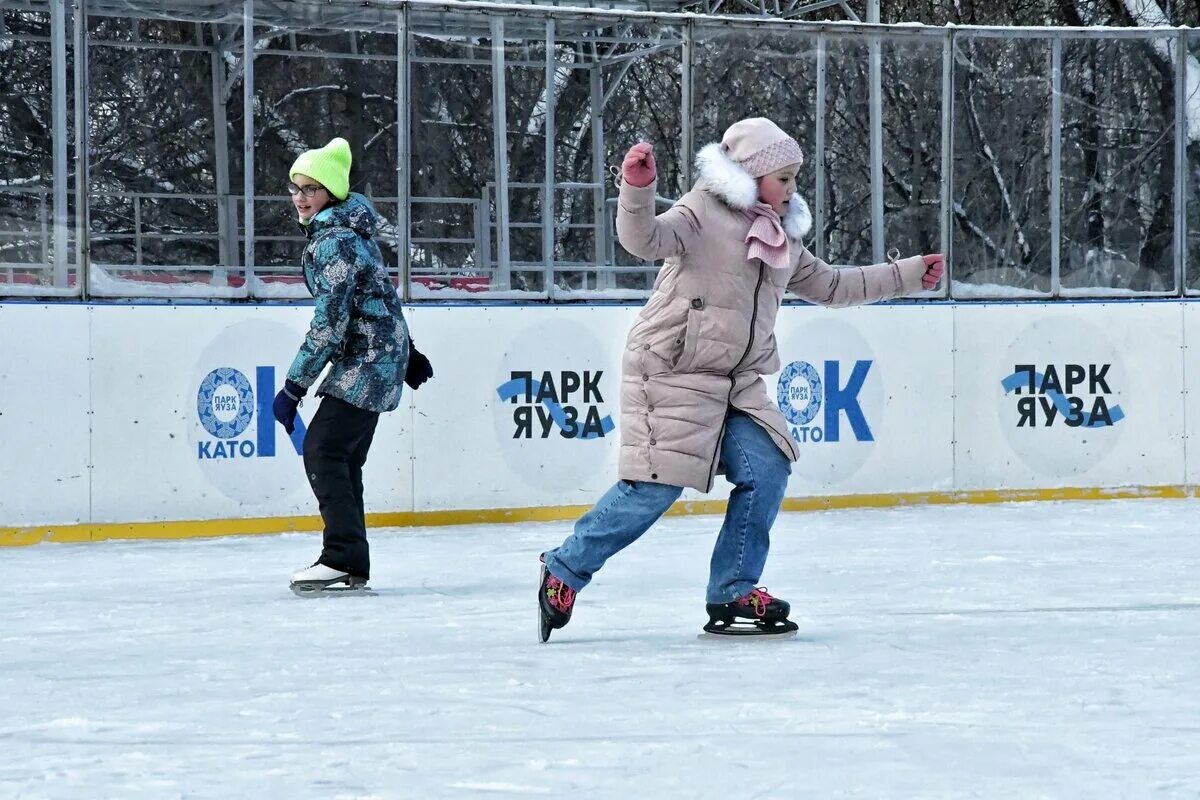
top-left (5, 297), bottom-right (1200, 308)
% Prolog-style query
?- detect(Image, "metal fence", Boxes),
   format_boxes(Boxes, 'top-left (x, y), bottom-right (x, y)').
top-left (2, 0), bottom-right (1199, 300)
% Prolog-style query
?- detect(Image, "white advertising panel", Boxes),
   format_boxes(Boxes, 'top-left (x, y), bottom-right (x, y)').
top-left (1182, 303), bottom-right (1200, 485)
top-left (0, 304), bottom-right (91, 525)
top-left (88, 306), bottom-right (414, 523)
top-left (953, 303), bottom-right (1185, 491)
top-left (410, 306), bottom-right (633, 510)
top-left (769, 303), bottom-right (956, 497)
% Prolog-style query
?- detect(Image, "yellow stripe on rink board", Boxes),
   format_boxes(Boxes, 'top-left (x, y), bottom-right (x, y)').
top-left (0, 516), bottom-right (328, 547)
top-left (776, 484), bottom-right (1194, 511)
top-left (1, 484), bottom-right (1195, 547)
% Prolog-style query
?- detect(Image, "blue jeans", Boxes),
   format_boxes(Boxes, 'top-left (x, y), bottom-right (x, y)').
top-left (543, 410), bottom-right (792, 604)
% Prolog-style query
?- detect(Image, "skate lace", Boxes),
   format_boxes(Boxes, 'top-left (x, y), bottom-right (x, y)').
top-left (546, 575), bottom-right (575, 613)
top-left (736, 587), bottom-right (774, 618)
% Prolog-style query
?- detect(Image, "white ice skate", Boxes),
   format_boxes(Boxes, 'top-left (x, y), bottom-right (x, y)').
top-left (289, 562), bottom-right (370, 597)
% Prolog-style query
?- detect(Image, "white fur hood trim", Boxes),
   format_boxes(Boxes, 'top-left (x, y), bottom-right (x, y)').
top-left (694, 142), bottom-right (812, 241)
top-left (783, 194), bottom-right (813, 241)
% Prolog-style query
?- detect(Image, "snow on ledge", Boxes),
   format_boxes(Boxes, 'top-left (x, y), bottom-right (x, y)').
top-left (0, 284), bottom-right (80, 298)
top-left (248, 278), bottom-right (313, 301)
top-left (950, 281), bottom-right (1178, 300)
top-left (88, 264), bottom-right (249, 300)
top-left (407, 283), bottom-right (547, 301)
top-left (550, 288), bottom-right (651, 301)
top-left (950, 281), bottom-right (1049, 299)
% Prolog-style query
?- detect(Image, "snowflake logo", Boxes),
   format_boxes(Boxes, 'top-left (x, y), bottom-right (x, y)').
top-left (777, 361), bottom-right (823, 427)
top-left (197, 368), bottom-right (255, 439)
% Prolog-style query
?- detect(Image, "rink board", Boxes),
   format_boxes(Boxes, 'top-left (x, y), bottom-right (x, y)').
top-left (0, 304), bottom-right (91, 526)
top-left (954, 303), bottom-right (1187, 492)
top-left (2, 300), bottom-right (1200, 540)
top-left (406, 305), bottom-right (633, 511)
top-left (769, 304), bottom-right (956, 496)
top-left (86, 306), bottom-right (416, 525)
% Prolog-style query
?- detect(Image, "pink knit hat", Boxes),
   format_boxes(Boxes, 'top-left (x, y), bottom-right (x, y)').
top-left (721, 118), bottom-right (804, 178)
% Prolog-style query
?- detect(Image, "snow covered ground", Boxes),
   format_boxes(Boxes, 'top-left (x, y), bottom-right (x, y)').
top-left (4, 499), bottom-right (1200, 799)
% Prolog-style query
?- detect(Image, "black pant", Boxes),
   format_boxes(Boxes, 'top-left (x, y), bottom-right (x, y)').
top-left (303, 396), bottom-right (380, 579)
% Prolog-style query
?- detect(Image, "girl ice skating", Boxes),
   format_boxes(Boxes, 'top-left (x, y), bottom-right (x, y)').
top-left (538, 117), bottom-right (945, 639)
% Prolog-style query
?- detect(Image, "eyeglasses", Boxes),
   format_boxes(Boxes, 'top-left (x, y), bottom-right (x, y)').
top-left (286, 182), bottom-right (324, 198)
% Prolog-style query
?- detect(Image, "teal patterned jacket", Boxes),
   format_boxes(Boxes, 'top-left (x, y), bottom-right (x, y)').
top-left (287, 193), bottom-right (410, 413)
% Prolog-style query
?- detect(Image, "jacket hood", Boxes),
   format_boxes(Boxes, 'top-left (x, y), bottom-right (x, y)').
top-left (695, 142), bottom-right (812, 241)
top-left (308, 192), bottom-right (380, 238)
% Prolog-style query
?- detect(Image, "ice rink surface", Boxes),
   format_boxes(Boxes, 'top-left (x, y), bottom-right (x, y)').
top-left (4, 499), bottom-right (1199, 799)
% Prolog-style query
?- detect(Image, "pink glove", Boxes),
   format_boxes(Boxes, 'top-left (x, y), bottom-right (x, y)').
top-left (921, 253), bottom-right (945, 290)
top-left (622, 142), bottom-right (656, 188)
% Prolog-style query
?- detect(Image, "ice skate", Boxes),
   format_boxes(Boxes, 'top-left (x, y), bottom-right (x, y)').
top-left (538, 558), bottom-right (576, 643)
top-left (701, 587), bottom-right (798, 638)
top-left (289, 562), bottom-right (370, 596)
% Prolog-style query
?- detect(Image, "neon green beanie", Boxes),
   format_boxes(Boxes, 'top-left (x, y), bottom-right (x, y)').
top-left (289, 137), bottom-right (352, 200)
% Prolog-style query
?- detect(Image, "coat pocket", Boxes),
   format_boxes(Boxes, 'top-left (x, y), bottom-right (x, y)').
top-left (632, 295), bottom-right (689, 368)
top-left (672, 302), bottom-right (703, 372)
top-left (672, 299), bottom-right (746, 374)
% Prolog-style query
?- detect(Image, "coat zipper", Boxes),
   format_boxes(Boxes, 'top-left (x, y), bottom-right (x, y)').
top-left (706, 262), bottom-right (766, 489)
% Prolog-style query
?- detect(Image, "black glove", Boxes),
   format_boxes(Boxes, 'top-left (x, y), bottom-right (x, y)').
top-left (405, 342), bottom-right (433, 390)
top-left (272, 379), bottom-right (306, 434)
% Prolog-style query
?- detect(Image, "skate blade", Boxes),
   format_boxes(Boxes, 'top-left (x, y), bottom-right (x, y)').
top-left (697, 629), bottom-right (798, 641)
top-left (699, 619), bottom-right (799, 639)
top-left (538, 563), bottom-right (552, 643)
top-left (290, 578), bottom-right (372, 598)
top-left (290, 585), bottom-right (376, 598)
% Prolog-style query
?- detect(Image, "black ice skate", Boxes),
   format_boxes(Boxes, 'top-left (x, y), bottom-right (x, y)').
top-left (538, 559), bottom-right (576, 643)
top-left (289, 562), bottom-right (371, 597)
top-left (702, 587), bottom-right (798, 637)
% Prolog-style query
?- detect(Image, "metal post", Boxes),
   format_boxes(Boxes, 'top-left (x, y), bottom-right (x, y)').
top-left (73, 0), bottom-right (89, 298)
top-left (940, 30), bottom-right (953, 294)
top-left (40, 194), bottom-right (49, 269)
top-left (1180, 38), bottom-right (1193, 479)
top-left (591, 58), bottom-right (607, 289)
top-left (242, 0), bottom-right (255, 287)
top-left (815, 32), bottom-right (826, 260)
top-left (397, 5), bottom-right (411, 299)
top-left (867, 0), bottom-right (884, 264)
top-left (481, 187), bottom-right (492, 273)
top-left (681, 20), bottom-right (694, 192)
top-left (134, 196), bottom-right (143, 265)
top-left (1050, 37), bottom-right (1062, 297)
top-left (491, 16), bottom-right (510, 290)
top-left (51, 0), bottom-right (69, 288)
top-left (543, 18), bottom-right (556, 294)
top-left (1175, 31), bottom-right (1187, 294)
top-left (211, 31), bottom-right (234, 279)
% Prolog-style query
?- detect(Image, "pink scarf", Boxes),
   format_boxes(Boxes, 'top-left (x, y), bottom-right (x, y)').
top-left (745, 202), bottom-right (790, 270)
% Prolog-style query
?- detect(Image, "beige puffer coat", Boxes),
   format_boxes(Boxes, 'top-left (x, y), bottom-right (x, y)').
top-left (617, 144), bottom-right (927, 492)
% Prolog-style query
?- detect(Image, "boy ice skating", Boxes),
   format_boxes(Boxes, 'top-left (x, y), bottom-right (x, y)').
top-left (539, 118), bottom-right (944, 639)
top-left (271, 137), bottom-right (434, 595)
